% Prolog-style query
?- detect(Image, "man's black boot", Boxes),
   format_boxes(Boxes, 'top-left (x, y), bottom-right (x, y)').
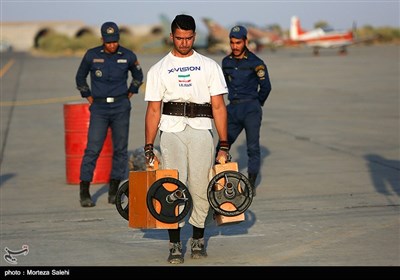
top-left (108, 179), bottom-right (120, 204)
top-left (80, 181), bottom-right (95, 207)
top-left (248, 173), bottom-right (258, 197)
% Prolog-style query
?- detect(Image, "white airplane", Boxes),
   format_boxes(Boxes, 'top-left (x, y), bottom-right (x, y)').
top-left (290, 16), bottom-right (357, 55)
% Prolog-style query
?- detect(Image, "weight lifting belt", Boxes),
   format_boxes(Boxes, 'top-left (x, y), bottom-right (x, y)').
top-left (162, 102), bottom-right (213, 118)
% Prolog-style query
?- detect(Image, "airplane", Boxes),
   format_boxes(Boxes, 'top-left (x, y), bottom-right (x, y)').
top-left (201, 18), bottom-right (231, 53)
top-left (202, 18), bottom-right (283, 54)
top-left (289, 15), bottom-right (357, 55)
top-left (238, 22), bottom-right (285, 52)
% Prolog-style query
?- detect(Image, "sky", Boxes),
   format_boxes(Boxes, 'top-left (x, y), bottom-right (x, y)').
top-left (1, 0), bottom-right (399, 32)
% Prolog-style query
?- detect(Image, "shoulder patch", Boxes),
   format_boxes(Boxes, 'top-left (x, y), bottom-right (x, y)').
top-left (255, 65), bottom-right (266, 78)
top-left (135, 60), bottom-right (142, 70)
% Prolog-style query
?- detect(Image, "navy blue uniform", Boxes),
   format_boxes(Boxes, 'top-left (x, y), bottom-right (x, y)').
top-left (76, 45), bottom-right (143, 182)
top-left (221, 48), bottom-right (271, 177)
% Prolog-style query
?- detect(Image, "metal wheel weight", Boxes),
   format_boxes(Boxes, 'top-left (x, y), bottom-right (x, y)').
top-left (207, 170), bottom-right (253, 216)
top-left (146, 177), bottom-right (192, 224)
top-left (115, 180), bottom-right (129, 221)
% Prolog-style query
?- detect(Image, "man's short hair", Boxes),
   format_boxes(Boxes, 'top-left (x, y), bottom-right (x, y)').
top-left (171, 14), bottom-right (196, 34)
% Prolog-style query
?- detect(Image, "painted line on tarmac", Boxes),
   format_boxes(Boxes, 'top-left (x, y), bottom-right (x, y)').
top-left (1, 85), bottom-right (146, 107)
top-left (0, 96), bottom-right (82, 107)
top-left (0, 58), bottom-right (15, 78)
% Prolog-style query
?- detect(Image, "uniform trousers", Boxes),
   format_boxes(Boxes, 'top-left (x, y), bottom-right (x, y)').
top-left (160, 125), bottom-right (214, 228)
top-left (227, 99), bottom-right (262, 175)
top-left (80, 106), bottom-right (130, 182)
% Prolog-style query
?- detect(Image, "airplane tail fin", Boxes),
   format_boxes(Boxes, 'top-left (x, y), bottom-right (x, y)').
top-left (202, 18), bottom-right (222, 43)
top-left (202, 17), bottom-right (231, 54)
top-left (290, 16), bottom-right (304, 40)
top-left (203, 18), bottom-right (218, 34)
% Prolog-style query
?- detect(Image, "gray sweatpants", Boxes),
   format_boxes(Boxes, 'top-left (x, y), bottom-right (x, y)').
top-left (160, 125), bottom-right (214, 228)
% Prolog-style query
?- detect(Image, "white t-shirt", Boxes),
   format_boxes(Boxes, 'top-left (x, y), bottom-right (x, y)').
top-left (145, 50), bottom-right (228, 132)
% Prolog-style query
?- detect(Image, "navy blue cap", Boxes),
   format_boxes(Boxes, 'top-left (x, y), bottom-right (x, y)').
top-left (229, 25), bottom-right (247, 39)
top-left (101, 22), bottom-right (120, 43)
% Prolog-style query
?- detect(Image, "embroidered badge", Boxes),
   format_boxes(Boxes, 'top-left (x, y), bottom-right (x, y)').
top-left (232, 26), bottom-right (241, 33)
top-left (135, 60), bottom-right (141, 70)
top-left (255, 65), bottom-right (265, 78)
top-left (95, 70), bottom-right (102, 77)
top-left (107, 27), bottom-right (115, 34)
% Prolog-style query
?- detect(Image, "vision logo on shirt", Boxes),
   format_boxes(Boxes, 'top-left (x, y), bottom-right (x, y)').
top-left (168, 66), bottom-right (200, 74)
top-left (178, 74), bottom-right (192, 87)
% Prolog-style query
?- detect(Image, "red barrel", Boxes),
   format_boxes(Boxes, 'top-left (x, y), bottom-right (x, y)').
top-left (64, 102), bottom-right (113, 184)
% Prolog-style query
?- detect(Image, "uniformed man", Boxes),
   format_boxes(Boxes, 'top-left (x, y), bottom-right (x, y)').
top-left (75, 21), bottom-right (143, 207)
top-left (217, 25), bottom-right (272, 196)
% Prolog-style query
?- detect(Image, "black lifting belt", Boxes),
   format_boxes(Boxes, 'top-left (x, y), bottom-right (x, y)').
top-left (162, 102), bottom-right (213, 118)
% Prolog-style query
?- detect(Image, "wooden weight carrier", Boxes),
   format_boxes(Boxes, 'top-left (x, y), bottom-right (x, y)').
top-left (209, 159), bottom-right (245, 226)
top-left (128, 161), bottom-right (179, 229)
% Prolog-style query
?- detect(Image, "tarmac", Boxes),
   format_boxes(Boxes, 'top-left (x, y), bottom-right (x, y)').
top-left (0, 45), bottom-right (399, 271)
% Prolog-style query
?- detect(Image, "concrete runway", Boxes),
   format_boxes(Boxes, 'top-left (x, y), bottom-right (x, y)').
top-left (0, 45), bottom-right (399, 269)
